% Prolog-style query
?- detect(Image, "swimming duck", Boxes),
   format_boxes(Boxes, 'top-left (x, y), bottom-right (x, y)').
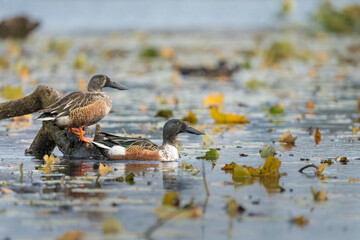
top-left (92, 119), bottom-right (204, 161)
top-left (36, 74), bottom-right (128, 143)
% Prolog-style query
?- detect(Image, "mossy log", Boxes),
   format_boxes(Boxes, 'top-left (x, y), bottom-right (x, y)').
top-left (0, 85), bottom-right (103, 158)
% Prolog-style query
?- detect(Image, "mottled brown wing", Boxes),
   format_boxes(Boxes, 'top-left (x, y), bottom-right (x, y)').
top-left (38, 92), bottom-right (99, 118)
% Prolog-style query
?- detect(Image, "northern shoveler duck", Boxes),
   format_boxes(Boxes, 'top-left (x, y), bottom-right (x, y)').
top-left (92, 119), bottom-right (204, 161)
top-left (36, 74), bottom-right (128, 143)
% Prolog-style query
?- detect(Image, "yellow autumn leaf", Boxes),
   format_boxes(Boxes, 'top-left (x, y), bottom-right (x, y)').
top-left (1, 187), bottom-right (14, 195)
top-left (99, 163), bottom-right (112, 176)
top-left (210, 107), bottom-right (249, 124)
top-left (160, 47), bottom-right (176, 60)
top-left (44, 153), bottom-right (60, 166)
top-left (181, 111), bottom-right (198, 125)
top-left (311, 186), bottom-right (327, 201)
top-left (317, 163), bottom-right (328, 175)
top-left (291, 215), bottom-right (310, 228)
top-left (203, 93), bottom-right (224, 110)
top-left (202, 131), bottom-right (215, 149)
top-left (44, 166), bottom-right (52, 174)
top-left (314, 127), bottom-right (321, 144)
top-left (348, 178), bottom-right (360, 183)
top-left (56, 231), bottom-right (85, 240)
top-left (1, 84), bottom-right (24, 100)
top-left (279, 130), bottom-right (297, 144)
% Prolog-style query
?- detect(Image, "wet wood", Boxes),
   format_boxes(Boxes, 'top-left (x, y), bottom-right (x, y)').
top-left (0, 85), bottom-right (103, 158)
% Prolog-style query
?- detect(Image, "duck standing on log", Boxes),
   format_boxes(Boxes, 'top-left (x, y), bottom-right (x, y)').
top-left (36, 74), bottom-right (128, 143)
top-left (92, 119), bottom-right (204, 161)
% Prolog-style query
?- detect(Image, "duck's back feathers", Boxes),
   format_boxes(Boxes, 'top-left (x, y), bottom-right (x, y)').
top-left (101, 132), bottom-right (158, 151)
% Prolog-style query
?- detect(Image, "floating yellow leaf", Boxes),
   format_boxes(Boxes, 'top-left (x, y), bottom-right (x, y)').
top-left (181, 111), bottom-right (198, 125)
top-left (348, 178), bottom-right (360, 183)
top-left (203, 93), bottom-right (224, 110)
top-left (1, 187), bottom-right (14, 195)
top-left (311, 186), bottom-right (327, 201)
top-left (99, 163), bottom-right (112, 176)
top-left (1, 84), bottom-right (24, 100)
top-left (162, 191), bottom-right (180, 207)
top-left (43, 153), bottom-right (60, 166)
top-left (56, 231), bottom-right (85, 240)
top-left (279, 130), bottom-right (297, 144)
top-left (202, 131), bottom-right (215, 149)
top-left (260, 145), bottom-right (276, 158)
top-left (210, 107), bottom-right (249, 124)
top-left (44, 166), bottom-right (52, 174)
top-left (160, 47), bottom-right (175, 60)
top-left (103, 216), bottom-right (123, 235)
top-left (314, 127), bottom-right (321, 144)
top-left (317, 163), bottom-right (328, 175)
top-left (290, 215), bottom-right (310, 228)
top-left (155, 205), bottom-right (201, 219)
top-left (73, 53), bottom-right (87, 69)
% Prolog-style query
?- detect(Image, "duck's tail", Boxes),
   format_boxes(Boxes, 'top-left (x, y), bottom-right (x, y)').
top-left (91, 141), bottom-right (126, 158)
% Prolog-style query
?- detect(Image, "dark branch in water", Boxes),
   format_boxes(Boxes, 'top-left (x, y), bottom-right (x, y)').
top-left (298, 164), bottom-right (319, 173)
top-left (0, 85), bottom-right (102, 158)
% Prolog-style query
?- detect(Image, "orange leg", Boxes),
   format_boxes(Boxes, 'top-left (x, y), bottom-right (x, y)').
top-left (69, 128), bottom-right (86, 136)
top-left (78, 127), bottom-right (93, 143)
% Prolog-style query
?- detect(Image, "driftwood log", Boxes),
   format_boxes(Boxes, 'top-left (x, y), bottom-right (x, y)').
top-left (0, 85), bottom-right (103, 158)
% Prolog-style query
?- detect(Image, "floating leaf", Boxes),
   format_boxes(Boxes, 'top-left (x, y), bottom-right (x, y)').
top-left (1, 187), bottom-right (14, 195)
top-left (339, 157), bottom-right (348, 165)
top-left (125, 173), bottom-right (135, 184)
top-left (210, 107), bottom-right (249, 124)
top-left (155, 109), bottom-right (173, 119)
top-left (290, 215), bottom-right (310, 228)
top-left (99, 163), bottom-right (112, 176)
top-left (311, 186), bottom-right (327, 201)
top-left (160, 47), bottom-right (175, 60)
top-left (265, 41), bottom-right (296, 64)
top-left (103, 216), bottom-right (123, 235)
top-left (203, 93), bottom-right (224, 110)
top-left (245, 78), bottom-right (267, 92)
top-left (182, 161), bottom-right (195, 171)
top-left (348, 178), bottom-right (360, 183)
top-left (191, 169), bottom-right (200, 176)
top-left (279, 130), bottom-right (297, 144)
top-left (196, 149), bottom-right (219, 160)
top-left (140, 47), bottom-right (159, 58)
top-left (269, 104), bottom-right (285, 115)
top-left (233, 164), bottom-right (251, 180)
top-left (73, 53), bottom-right (87, 69)
top-left (317, 163), bottom-right (328, 175)
top-left (260, 156), bottom-right (282, 177)
top-left (281, 0), bottom-right (296, 14)
top-left (43, 153), bottom-right (60, 166)
top-left (1, 84), bottom-right (24, 100)
top-left (181, 111), bottom-right (198, 125)
top-left (202, 131), bottom-right (215, 149)
top-left (314, 127), bottom-right (321, 144)
top-left (260, 146), bottom-right (276, 158)
top-left (226, 198), bottom-right (245, 218)
top-left (57, 231), bottom-right (85, 240)
top-left (162, 191), bottom-right (180, 207)
top-left (155, 205), bottom-right (201, 219)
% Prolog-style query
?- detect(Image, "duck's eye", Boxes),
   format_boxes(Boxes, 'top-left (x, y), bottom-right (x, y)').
top-left (101, 77), bottom-right (105, 80)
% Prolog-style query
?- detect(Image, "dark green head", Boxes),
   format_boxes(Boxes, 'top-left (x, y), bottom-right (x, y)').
top-left (162, 119), bottom-right (204, 145)
top-left (87, 74), bottom-right (128, 92)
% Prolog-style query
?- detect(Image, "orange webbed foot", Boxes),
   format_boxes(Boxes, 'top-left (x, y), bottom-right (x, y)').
top-left (69, 128), bottom-right (86, 136)
top-left (78, 127), bottom-right (92, 143)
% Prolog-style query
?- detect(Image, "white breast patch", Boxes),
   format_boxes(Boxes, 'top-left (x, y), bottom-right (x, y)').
top-left (159, 144), bottom-right (179, 161)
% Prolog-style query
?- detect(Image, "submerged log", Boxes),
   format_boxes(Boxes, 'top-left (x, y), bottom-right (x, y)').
top-left (0, 85), bottom-right (103, 158)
